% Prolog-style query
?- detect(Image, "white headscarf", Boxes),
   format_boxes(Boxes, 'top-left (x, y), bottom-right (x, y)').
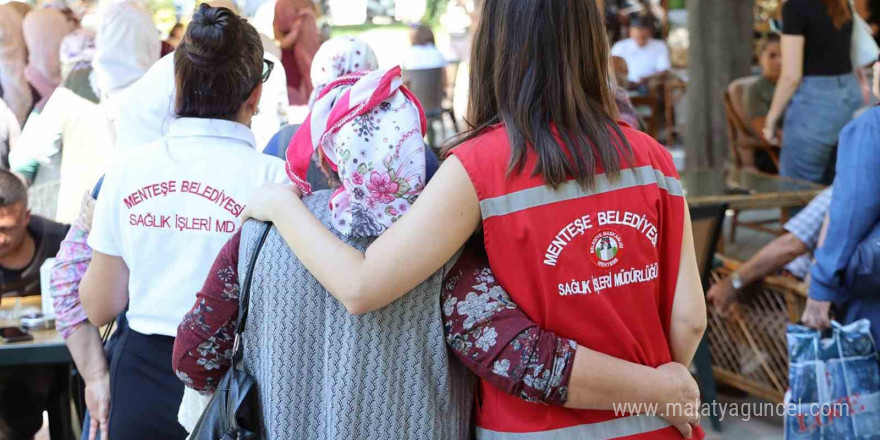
top-left (308, 36), bottom-right (379, 107)
top-left (93, 0), bottom-right (160, 100)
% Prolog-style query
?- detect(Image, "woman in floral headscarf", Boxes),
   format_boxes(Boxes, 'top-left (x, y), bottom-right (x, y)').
top-left (263, 35), bottom-right (379, 157)
top-left (173, 67), bottom-right (474, 439)
top-left (308, 35), bottom-right (378, 106)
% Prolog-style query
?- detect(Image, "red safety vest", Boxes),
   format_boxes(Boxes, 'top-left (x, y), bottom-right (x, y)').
top-left (449, 123), bottom-right (703, 440)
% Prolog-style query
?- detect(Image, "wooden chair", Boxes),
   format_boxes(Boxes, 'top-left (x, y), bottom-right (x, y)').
top-left (630, 94), bottom-right (660, 139)
top-left (724, 77), bottom-right (780, 170)
top-left (689, 203), bottom-right (728, 432)
top-left (402, 68), bottom-right (459, 152)
top-left (664, 76), bottom-right (686, 146)
top-left (706, 256), bottom-right (807, 403)
top-left (724, 77), bottom-right (784, 241)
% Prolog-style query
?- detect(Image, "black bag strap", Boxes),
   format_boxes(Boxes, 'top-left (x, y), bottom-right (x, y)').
top-left (232, 222), bottom-right (273, 362)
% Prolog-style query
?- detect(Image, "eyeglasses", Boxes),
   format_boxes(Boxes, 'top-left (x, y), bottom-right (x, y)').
top-left (243, 59), bottom-right (275, 99)
top-left (261, 58), bottom-right (274, 83)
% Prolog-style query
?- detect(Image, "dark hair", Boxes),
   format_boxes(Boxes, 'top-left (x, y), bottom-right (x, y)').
top-left (449, 0), bottom-right (631, 189)
top-left (629, 16), bottom-right (649, 29)
top-left (0, 170), bottom-right (27, 207)
top-left (174, 4), bottom-right (263, 120)
top-left (758, 33), bottom-right (781, 55)
top-left (411, 24), bottom-right (435, 46)
top-left (821, 0), bottom-right (852, 29)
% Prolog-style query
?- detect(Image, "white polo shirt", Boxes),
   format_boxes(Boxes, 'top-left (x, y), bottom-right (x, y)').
top-left (610, 38), bottom-right (671, 83)
top-left (89, 117), bottom-right (288, 336)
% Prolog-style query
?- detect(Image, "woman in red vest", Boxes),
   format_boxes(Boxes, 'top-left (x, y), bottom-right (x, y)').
top-left (244, 0), bottom-right (707, 438)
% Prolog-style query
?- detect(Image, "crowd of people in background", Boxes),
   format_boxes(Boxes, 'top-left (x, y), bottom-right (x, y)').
top-left (708, 0), bottom-right (880, 365)
top-left (0, 0), bottom-right (878, 439)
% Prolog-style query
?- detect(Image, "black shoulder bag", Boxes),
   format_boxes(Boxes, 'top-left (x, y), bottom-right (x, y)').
top-left (189, 222), bottom-right (273, 440)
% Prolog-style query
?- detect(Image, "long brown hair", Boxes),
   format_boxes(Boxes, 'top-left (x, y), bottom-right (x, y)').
top-left (449, 0), bottom-right (631, 189)
top-left (821, 0), bottom-right (852, 29)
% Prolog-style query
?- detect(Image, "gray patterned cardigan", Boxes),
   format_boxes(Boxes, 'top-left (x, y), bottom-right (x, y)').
top-left (238, 191), bottom-right (474, 439)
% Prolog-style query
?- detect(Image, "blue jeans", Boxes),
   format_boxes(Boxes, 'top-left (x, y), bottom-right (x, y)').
top-left (781, 74), bottom-right (862, 185)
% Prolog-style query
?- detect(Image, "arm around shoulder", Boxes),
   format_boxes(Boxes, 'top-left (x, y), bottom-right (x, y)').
top-left (256, 156), bottom-right (482, 315)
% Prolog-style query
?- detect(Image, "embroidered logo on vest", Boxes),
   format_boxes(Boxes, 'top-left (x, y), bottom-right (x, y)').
top-left (589, 229), bottom-right (624, 268)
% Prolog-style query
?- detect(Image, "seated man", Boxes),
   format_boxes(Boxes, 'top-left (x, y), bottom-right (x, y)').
top-left (404, 24), bottom-right (448, 71)
top-left (0, 168), bottom-right (68, 440)
top-left (740, 34), bottom-right (782, 171)
top-left (0, 169), bottom-right (68, 296)
top-left (610, 16), bottom-right (670, 89)
top-left (708, 187), bottom-right (832, 314)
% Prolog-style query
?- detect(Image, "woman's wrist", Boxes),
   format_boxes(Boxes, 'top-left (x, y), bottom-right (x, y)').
top-left (83, 368), bottom-right (110, 386)
top-left (646, 368), bottom-right (670, 408)
top-left (267, 190), bottom-right (300, 222)
top-left (763, 116), bottom-right (777, 132)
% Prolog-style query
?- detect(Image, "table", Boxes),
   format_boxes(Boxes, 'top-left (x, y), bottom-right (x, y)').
top-left (0, 297), bottom-right (70, 365)
top-left (0, 296), bottom-right (75, 440)
top-left (682, 168), bottom-right (826, 210)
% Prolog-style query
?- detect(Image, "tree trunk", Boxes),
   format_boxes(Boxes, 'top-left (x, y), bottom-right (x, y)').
top-left (685, 0), bottom-right (754, 169)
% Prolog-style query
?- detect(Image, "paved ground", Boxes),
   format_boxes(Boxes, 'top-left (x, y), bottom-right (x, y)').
top-left (701, 392), bottom-right (786, 439)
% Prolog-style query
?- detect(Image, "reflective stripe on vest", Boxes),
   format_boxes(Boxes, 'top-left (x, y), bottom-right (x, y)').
top-left (476, 414), bottom-right (672, 440)
top-left (479, 165), bottom-right (684, 220)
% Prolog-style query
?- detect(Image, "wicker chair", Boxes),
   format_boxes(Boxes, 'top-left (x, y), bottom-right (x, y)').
top-left (707, 255), bottom-right (807, 403)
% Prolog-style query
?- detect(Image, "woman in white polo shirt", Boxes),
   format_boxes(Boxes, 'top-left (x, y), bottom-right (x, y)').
top-left (79, 5), bottom-right (287, 439)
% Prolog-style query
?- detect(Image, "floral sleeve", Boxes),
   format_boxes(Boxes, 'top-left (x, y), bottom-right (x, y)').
top-left (443, 241), bottom-right (577, 406)
top-left (50, 218), bottom-right (93, 339)
top-left (172, 231), bottom-right (242, 395)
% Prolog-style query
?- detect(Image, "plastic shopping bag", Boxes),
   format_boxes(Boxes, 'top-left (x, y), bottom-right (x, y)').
top-left (785, 319), bottom-right (880, 439)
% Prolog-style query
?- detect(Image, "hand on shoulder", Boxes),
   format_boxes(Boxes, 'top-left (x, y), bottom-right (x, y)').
top-left (240, 182), bottom-right (303, 224)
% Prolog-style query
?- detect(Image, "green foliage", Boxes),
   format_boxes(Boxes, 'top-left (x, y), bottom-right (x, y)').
top-left (149, 0), bottom-right (178, 36)
top-left (422, 0), bottom-right (451, 24)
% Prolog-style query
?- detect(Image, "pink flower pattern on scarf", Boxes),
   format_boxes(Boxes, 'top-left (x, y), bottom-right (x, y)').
top-left (366, 171), bottom-right (399, 204)
top-left (285, 67), bottom-right (427, 237)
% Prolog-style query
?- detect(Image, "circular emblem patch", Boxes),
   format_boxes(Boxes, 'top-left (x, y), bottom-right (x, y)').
top-left (589, 229), bottom-right (624, 268)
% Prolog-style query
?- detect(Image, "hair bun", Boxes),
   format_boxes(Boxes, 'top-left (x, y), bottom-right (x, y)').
top-left (181, 4), bottom-right (242, 68)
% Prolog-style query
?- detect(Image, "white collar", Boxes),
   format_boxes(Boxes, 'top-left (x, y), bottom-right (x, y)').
top-left (167, 118), bottom-right (257, 150)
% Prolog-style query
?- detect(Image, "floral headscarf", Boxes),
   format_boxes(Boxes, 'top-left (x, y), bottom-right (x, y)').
top-left (308, 36), bottom-right (379, 107)
top-left (286, 66), bottom-right (428, 237)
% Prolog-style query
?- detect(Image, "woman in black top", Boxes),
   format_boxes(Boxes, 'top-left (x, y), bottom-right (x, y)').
top-left (764, 0), bottom-right (864, 185)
